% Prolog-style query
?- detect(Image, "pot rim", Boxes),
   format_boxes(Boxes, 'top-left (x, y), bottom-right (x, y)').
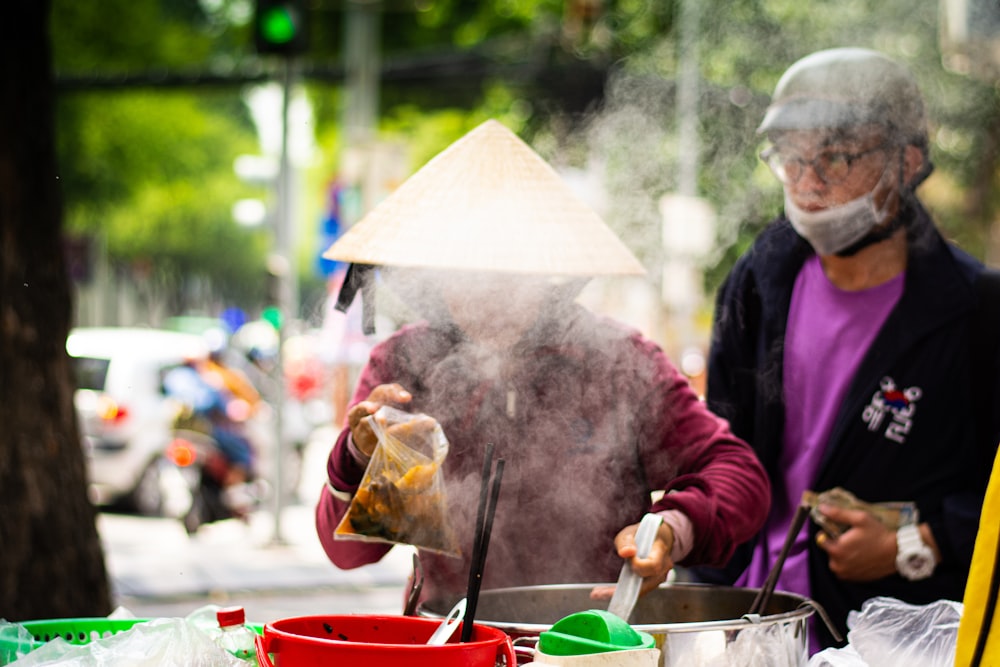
top-left (418, 582), bottom-right (815, 635)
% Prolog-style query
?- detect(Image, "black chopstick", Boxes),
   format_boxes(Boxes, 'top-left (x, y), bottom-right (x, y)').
top-left (461, 444), bottom-right (504, 642)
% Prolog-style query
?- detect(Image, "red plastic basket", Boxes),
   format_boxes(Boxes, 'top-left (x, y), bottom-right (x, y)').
top-left (255, 614), bottom-right (515, 667)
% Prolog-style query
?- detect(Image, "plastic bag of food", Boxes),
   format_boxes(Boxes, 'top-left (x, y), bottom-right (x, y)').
top-left (335, 406), bottom-right (460, 556)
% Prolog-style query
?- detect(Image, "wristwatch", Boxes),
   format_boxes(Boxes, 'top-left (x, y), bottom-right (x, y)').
top-left (895, 523), bottom-right (936, 581)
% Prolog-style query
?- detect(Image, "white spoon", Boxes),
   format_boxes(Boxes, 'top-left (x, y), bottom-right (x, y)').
top-left (427, 597), bottom-right (467, 645)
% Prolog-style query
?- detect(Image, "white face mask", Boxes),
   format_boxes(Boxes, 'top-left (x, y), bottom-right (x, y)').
top-left (784, 168), bottom-right (895, 256)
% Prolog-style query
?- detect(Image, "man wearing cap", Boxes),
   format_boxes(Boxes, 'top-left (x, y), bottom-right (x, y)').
top-left (694, 48), bottom-right (1000, 650)
top-left (314, 120), bottom-right (771, 609)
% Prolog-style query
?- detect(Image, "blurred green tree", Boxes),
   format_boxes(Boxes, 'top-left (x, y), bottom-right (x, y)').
top-left (44, 0), bottom-right (1000, 322)
top-left (56, 89), bottom-right (270, 311)
top-left (304, 0), bottom-right (1000, 302)
top-left (51, 0), bottom-right (271, 316)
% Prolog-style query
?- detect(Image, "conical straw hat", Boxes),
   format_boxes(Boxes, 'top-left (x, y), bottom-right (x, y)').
top-left (323, 119), bottom-right (645, 276)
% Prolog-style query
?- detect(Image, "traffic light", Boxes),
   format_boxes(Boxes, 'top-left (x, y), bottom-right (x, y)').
top-left (254, 0), bottom-right (308, 56)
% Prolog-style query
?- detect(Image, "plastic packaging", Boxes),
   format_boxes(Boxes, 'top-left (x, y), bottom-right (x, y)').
top-left (808, 596), bottom-right (962, 667)
top-left (0, 619), bottom-right (38, 665)
top-left (335, 406), bottom-right (460, 555)
top-left (0, 610), bottom-right (147, 666)
top-left (4, 616), bottom-right (246, 666)
top-left (214, 607), bottom-right (256, 663)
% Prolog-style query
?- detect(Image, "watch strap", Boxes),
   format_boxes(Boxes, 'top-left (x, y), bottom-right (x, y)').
top-left (896, 523), bottom-right (936, 580)
top-left (897, 523), bottom-right (924, 551)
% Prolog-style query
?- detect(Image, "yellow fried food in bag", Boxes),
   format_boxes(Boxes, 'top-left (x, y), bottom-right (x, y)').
top-left (335, 406), bottom-right (460, 556)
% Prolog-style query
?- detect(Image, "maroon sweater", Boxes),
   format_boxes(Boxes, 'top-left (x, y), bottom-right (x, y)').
top-left (316, 305), bottom-right (770, 604)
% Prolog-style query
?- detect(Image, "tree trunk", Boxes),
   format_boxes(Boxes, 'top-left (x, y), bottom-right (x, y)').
top-left (0, 0), bottom-right (111, 620)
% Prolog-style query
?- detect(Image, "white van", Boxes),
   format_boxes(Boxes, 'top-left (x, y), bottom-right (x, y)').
top-left (67, 327), bottom-right (208, 514)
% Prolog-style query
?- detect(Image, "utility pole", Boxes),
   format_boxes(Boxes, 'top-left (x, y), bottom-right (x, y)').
top-left (343, 0), bottom-right (382, 218)
top-left (269, 55), bottom-right (295, 545)
top-left (676, 0), bottom-right (701, 198)
top-left (661, 0), bottom-right (711, 371)
top-left (253, 0), bottom-right (308, 544)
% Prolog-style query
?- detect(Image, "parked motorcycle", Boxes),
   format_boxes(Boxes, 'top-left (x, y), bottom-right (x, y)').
top-left (165, 427), bottom-right (268, 535)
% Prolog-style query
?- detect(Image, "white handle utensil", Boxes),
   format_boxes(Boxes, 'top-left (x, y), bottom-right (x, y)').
top-left (607, 513), bottom-right (662, 621)
top-left (427, 597), bottom-right (467, 645)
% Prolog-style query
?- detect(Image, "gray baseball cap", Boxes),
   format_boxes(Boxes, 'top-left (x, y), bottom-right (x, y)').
top-left (758, 48), bottom-right (927, 146)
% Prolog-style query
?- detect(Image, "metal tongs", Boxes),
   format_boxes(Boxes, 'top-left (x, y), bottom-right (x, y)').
top-left (403, 553), bottom-right (424, 616)
top-left (744, 493), bottom-right (843, 643)
top-left (747, 500), bottom-right (810, 617)
top-left (607, 513), bottom-right (663, 621)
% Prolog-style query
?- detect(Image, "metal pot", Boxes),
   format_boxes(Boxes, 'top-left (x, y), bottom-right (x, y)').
top-left (419, 583), bottom-right (818, 667)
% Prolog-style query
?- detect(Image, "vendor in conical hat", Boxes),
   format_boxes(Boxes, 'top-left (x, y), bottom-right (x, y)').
top-left (315, 119), bottom-right (771, 606)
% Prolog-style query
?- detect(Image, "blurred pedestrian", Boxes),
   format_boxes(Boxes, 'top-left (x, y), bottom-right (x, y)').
top-left (693, 47), bottom-right (1000, 651)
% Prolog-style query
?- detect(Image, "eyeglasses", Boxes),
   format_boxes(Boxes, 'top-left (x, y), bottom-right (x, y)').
top-left (760, 143), bottom-right (888, 185)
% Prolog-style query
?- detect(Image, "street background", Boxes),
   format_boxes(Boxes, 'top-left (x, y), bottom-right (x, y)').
top-left (99, 437), bottom-right (415, 627)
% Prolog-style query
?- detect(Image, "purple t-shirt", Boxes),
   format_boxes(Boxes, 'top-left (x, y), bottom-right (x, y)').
top-left (737, 255), bottom-right (903, 649)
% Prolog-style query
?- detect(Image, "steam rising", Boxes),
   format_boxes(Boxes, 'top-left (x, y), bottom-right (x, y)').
top-left (364, 266), bottom-right (684, 592)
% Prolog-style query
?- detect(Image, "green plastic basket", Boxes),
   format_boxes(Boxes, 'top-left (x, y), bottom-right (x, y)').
top-left (0, 618), bottom-right (150, 665)
top-left (0, 617), bottom-right (264, 665)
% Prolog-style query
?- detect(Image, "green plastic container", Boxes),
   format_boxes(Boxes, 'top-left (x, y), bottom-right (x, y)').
top-left (538, 610), bottom-right (656, 656)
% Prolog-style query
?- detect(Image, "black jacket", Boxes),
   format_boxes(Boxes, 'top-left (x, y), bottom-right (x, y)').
top-left (699, 204), bottom-right (1000, 648)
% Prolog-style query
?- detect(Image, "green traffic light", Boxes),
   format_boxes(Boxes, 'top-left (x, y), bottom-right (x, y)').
top-left (260, 6), bottom-right (297, 44)
top-left (261, 306), bottom-right (282, 330)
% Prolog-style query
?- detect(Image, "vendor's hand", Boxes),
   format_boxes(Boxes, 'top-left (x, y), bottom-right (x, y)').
top-left (589, 521), bottom-right (675, 601)
top-left (814, 503), bottom-right (897, 582)
top-left (347, 383), bottom-right (412, 457)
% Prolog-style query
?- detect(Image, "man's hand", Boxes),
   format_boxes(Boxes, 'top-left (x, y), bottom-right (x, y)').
top-left (814, 503), bottom-right (897, 581)
top-left (590, 520), bottom-right (675, 600)
top-left (347, 383), bottom-right (412, 457)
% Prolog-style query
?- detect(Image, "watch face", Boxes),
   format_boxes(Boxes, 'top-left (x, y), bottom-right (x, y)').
top-left (896, 525), bottom-right (935, 580)
top-left (899, 550), bottom-right (935, 579)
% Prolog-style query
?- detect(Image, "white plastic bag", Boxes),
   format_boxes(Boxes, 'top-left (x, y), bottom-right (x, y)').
top-left (808, 597), bottom-right (962, 667)
top-left (664, 623), bottom-right (805, 666)
top-left (0, 619), bottom-right (38, 665)
top-left (806, 644), bottom-right (865, 667)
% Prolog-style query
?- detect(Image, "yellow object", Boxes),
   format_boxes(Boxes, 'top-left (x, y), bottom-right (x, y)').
top-left (203, 358), bottom-right (261, 410)
top-left (955, 448), bottom-right (1000, 666)
top-left (399, 463), bottom-right (438, 492)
